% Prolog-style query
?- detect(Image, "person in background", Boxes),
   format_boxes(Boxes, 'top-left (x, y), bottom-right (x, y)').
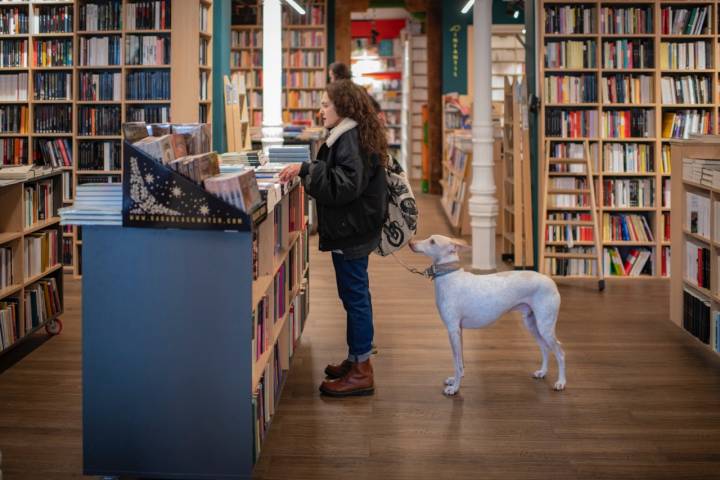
top-left (329, 62), bottom-right (352, 82)
top-left (279, 79), bottom-right (388, 397)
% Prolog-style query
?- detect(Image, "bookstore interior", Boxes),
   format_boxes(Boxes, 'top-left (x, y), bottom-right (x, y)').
top-left (0, 0), bottom-right (719, 478)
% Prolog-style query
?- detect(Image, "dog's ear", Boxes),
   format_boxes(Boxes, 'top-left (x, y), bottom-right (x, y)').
top-left (449, 238), bottom-right (472, 253)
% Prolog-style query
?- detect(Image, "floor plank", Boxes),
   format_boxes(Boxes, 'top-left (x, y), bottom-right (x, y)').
top-left (1, 191), bottom-right (719, 479)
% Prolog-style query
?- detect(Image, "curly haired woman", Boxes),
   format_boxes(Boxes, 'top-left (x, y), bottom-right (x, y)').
top-left (279, 79), bottom-right (388, 397)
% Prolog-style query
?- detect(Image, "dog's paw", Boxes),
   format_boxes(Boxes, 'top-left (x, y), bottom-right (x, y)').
top-left (443, 384), bottom-right (459, 396)
top-left (553, 380), bottom-right (566, 391)
top-left (533, 369), bottom-right (547, 379)
top-left (444, 376), bottom-right (456, 386)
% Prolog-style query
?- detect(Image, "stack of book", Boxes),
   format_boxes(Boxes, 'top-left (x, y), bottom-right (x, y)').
top-left (604, 247), bottom-right (653, 276)
top-left (682, 158), bottom-right (720, 187)
top-left (268, 145), bottom-right (310, 163)
top-left (58, 183), bottom-right (122, 226)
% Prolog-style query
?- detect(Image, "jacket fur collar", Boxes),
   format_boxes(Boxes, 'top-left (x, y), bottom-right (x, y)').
top-left (325, 118), bottom-right (358, 147)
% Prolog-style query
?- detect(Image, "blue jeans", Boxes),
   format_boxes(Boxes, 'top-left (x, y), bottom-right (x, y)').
top-left (331, 252), bottom-right (374, 362)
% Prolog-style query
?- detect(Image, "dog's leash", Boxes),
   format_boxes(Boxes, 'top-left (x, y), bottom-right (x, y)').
top-left (391, 252), bottom-right (431, 278)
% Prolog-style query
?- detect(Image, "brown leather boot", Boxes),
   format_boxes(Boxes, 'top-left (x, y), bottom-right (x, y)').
top-left (324, 359), bottom-right (353, 379)
top-left (319, 359), bottom-right (374, 397)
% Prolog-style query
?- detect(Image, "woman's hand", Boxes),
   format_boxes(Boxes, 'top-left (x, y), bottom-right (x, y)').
top-left (279, 163), bottom-right (302, 183)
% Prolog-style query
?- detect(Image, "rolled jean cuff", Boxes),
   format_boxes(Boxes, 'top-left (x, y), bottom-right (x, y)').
top-left (348, 350), bottom-right (372, 363)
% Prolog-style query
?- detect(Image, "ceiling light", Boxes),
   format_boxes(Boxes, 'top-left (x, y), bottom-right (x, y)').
top-left (513, 9), bottom-right (520, 19)
top-left (461, 0), bottom-right (474, 14)
top-left (285, 0), bottom-right (305, 15)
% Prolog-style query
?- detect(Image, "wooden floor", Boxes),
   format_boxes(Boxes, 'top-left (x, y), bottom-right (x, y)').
top-left (1, 191), bottom-right (720, 479)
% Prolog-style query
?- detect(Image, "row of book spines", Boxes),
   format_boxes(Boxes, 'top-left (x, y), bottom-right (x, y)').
top-left (31, 5), bottom-right (73, 34)
top-left (544, 253), bottom-right (598, 276)
top-left (604, 246), bottom-right (654, 276)
top-left (685, 243), bottom-right (710, 290)
top-left (0, 7), bottom-right (28, 35)
top-left (602, 213), bottom-right (654, 242)
top-left (124, 0), bottom-right (171, 31)
top-left (0, 277), bottom-right (61, 351)
top-left (79, 3), bottom-right (122, 32)
top-left (683, 290), bottom-right (714, 347)
top-left (24, 229), bottom-right (59, 278)
top-left (23, 180), bottom-right (54, 228)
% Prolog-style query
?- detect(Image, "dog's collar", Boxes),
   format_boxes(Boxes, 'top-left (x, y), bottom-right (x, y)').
top-left (424, 262), bottom-right (462, 280)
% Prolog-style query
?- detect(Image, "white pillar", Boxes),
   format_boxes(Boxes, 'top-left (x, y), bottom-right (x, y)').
top-left (468, 0), bottom-right (498, 271)
top-left (262, 0), bottom-right (284, 152)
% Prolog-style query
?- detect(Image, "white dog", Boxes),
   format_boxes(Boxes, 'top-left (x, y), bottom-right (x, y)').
top-left (408, 235), bottom-right (566, 395)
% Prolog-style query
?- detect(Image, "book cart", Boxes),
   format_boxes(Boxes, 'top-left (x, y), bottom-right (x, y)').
top-left (80, 143), bottom-right (310, 478)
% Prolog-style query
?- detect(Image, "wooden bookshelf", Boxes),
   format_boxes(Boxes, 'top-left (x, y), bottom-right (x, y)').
top-left (0, 170), bottom-right (64, 356)
top-left (502, 77), bottom-right (534, 267)
top-left (230, 0), bottom-right (327, 127)
top-left (669, 137), bottom-right (720, 354)
top-left (538, 0), bottom-right (720, 279)
top-left (440, 131), bottom-right (472, 234)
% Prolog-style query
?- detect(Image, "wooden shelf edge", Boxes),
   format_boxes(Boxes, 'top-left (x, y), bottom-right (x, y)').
top-left (24, 217), bottom-right (61, 235)
top-left (0, 310), bottom-right (63, 357)
top-left (24, 264), bottom-right (62, 286)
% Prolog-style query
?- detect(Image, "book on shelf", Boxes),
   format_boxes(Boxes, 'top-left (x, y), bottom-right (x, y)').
top-left (125, 0), bottom-right (171, 30)
top-left (33, 38), bottom-right (73, 67)
top-left (0, 104), bottom-right (28, 134)
top-left (663, 178), bottom-right (671, 208)
top-left (602, 213), bottom-right (653, 242)
top-left (661, 145), bottom-right (671, 174)
top-left (125, 35), bottom-right (170, 65)
top-left (199, 37), bottom-right (209, 66)
top-left (685, 240), bottom-right (710, 289)
top-left (0, 298), bottom-right (19, 351)
top-left (662, 246), bottom-right (670, 277)
top-left (659, 41), bottom-right (711, 70)
top-left (78, 105), bottom-right (121, 136)
top-left (284, 50), bottom-right (324, 68)
top-left (33, 138), bottom-right (72, 168)
top-left (602, 39), bottom-right (653, 69)
top-left (23, 179), bottom-right (54, 228)
top-left (200, 70), bottom-right (209, 101)
top-left (544, 4), bottom-right (596, 34)
top-left (204, 168), bottom-right (262, 214)
top-left (545, 109), bottom-right (597, 138)
top-left (33, 71), bottom-right (71, 101)
top-left (602, 178), bottom-right (654, 208)
top-left (683, 289), bottom-right (711, 345)
top-left (661, 6), bottom-right (709, 36)
top-left (286, 71), bottom-right (324, 88)
top-left (287, 30), bottom-right (323, 48)
top-left (663, 212), bottom-right (671, 242)
top-left (603, 143), bottom-right (653, 173)
top-left (62, 171), bottom-right (72, 201)
top-left (126, 105), bottom-right (170, 123)
top-left (0, 38), bottom-right (28, 68)
top-left (78, 140), bottom-right (120, 171)
top-left (62, 237), bottom-right (72, 265)
top-left (0, 6), bottom-right (28, 35)
top-left (283, 3), bottom-right (324, 25)
top-left (662, 110), bottom-right (712, 139)
top-left (24, 230), bottom-right (58, 279)
top-left (79, 35), bottom-right (122, 66)
top-left (548, 142), bottom-right (594, 173)
top-left (79, 71), bottom-right (121, 101)
top-left (546, 213), bottom-right (594, 243)
top-left (545, 75), bottom-right (597, 104)
top-left (601, 109), bottom-right (655, 139)
top-left (24, 277), bottom-right (61, 330)
top-left (0, 246), bottom-right (13, 291)
top-left (686, 191), bottom-right (710, 237)
top-left (0, 72), bottom-right (28, 101)
top-left (0, 138), bottom-right (28, 166)
top-left (79, 1), bottom-right (122, 31)
top-left (34, 104), bottom-right (71, 134)
top-left (601, 74), bottom-right (653, 104)
top-left (231, 29), bottom-right (261, 48)
top-left (200, 3), bottom-right (210, 33)
top-left (682, 157), bottom-right (720, 185)
top-left (548, 177), bottom-right (588, 208)
top-left (604, 247), bottom-right (652, 277)
top-left (545, 40), bottom-right (596, 69)
top-left (32, 4), bottom-right (72, 34)
top-left (661, 75), bottom-right (711, 105)
top-left (168, 151), bottom-right (221, 185)
top-left (544, 247), bottom-right (597, 276)
top-left (600, 6), bottom-right (652, 34)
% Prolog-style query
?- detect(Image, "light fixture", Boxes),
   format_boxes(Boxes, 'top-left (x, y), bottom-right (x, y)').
top-left (461, 0), bottom-right (474, 14)
top-left (513, 9), bottom-right (520, 19)
top-left (285, 0), bottom-right (305, 15)
top-left (522, 28), bottom-right (527, 34)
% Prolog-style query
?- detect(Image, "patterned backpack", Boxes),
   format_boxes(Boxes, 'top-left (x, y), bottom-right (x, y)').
top-left (375, 154), bottom-right (418, 256)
